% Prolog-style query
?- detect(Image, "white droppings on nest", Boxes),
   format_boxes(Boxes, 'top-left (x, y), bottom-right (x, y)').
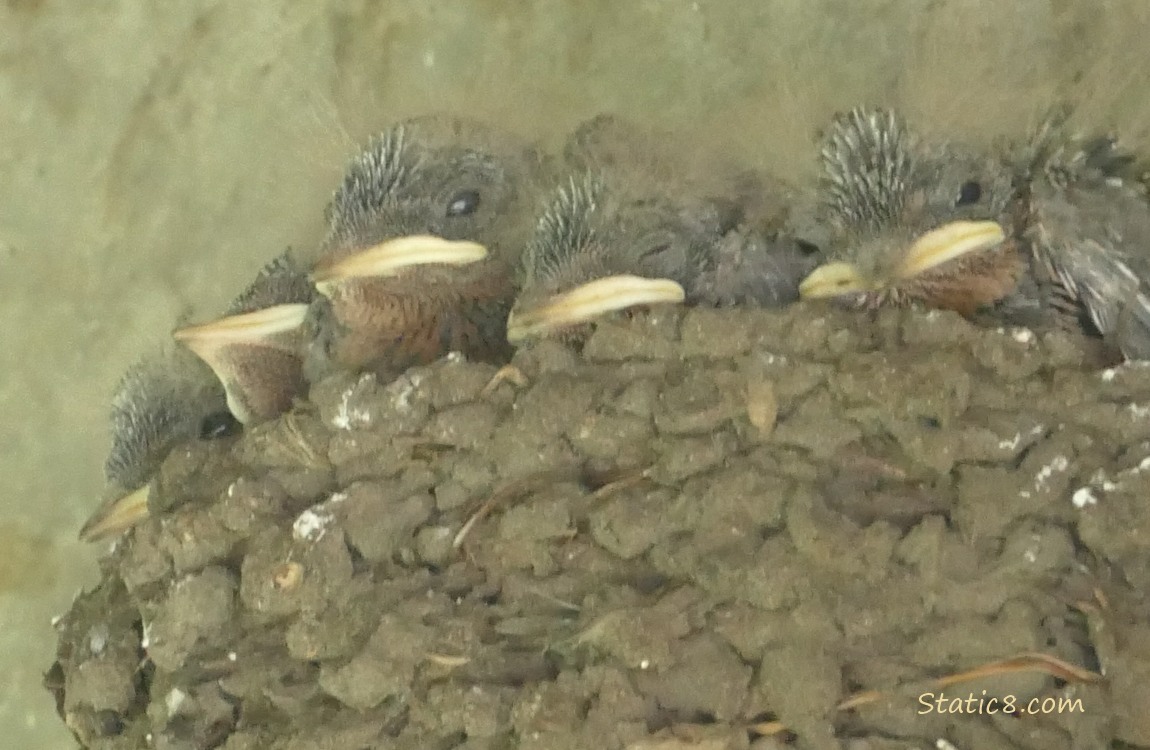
top-left (758, 352), bottom-right (787, 365)
top-left (389, 371), bottom-right (425, 412)
top-left (227, 651), bottom-right (237, 662)
top-left (1034, 455), bottom-right (1069, 492)
top-left (936, 740), bottom-right (960, 750)
top-left (1085, 468), bottom-right (1120, 493)
top-left (226, 481), bottom-right (238, 498)
top-left (327, 491), bottom-right (348, 505)
top-left (50, 614), bottom-right (63, 628)
top-left (293, 508), bottom-right (332, 542)
top-left (998, 432), bottom-right (1023, 450)
top-left (331, 386), bottom-right (372, 430)
top-left (1072, 487), bottom-right (1098, 508)
top-left (1127, 402), bottom-right (1150, 419)
top-left (1010, 327), bottom-right (1035, 344)
top-left (1101, 367), bottom-right (1118, 382)
top-left (1000, 423), bottom-right (1046, 449)
top-left (141, 621), bottom-right (152, 650)
top-left (1071, 457), bottom-right (1150, 505)
top-left (165, 687), bottom-right (187, 716)
top-left (445, 350), bottom-right (465, 363)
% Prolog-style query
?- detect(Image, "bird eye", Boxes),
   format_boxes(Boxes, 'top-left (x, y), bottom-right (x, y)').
top-left (954, 180), bottom-right (982, 207)
top-left (446, 189), bottom-right (481, 217)
top-left (638, 243), bottom-right (670, 260)
top-left (200, 411), bottom-right (241, 440)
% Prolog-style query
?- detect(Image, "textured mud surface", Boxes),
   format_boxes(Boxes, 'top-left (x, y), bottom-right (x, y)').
top-left (50, 306), bottom-right (1150, 749)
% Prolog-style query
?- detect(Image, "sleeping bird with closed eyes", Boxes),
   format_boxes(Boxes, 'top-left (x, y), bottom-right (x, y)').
top-left (506, 114), bottom-right (819, 344)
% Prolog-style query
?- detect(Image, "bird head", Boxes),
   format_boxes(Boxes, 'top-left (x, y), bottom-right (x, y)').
top-left (800, 107), bottom-right (1017, 310)
top-left (506, 172), bottom-right (727, 345)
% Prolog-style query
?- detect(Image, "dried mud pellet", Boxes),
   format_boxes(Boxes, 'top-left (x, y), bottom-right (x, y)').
top-left (272, 562), bottom-right (303, 591)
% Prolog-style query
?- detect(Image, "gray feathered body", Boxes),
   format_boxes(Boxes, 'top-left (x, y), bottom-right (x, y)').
top-left (1020, 123), bottom-right (1150, 360)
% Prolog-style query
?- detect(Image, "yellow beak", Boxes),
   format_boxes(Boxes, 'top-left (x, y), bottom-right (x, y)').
top-left (173, 303), bottom-right (309, 424)
top-left (798, 261), bottom-right (869, 299)
top-left (79, 484), bottom-right (151, 542)
top-left (173, 303), bottom-right (309, 349)
top-left (311, 235), bottom-right (488, 297)
top-left (507, 275), bottom-right (686, 343)
top-left (799, 220), bottom-right (1006, 299)
top-left (897, 220), bottom-right (1006, 278)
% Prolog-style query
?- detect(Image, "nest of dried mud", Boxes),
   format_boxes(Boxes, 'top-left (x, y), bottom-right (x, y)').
top-left (49, 306), bottom-right (1150, 750)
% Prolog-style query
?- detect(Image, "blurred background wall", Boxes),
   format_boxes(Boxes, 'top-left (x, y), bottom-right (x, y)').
top-left (1, 1), bottom-right (1147, 746)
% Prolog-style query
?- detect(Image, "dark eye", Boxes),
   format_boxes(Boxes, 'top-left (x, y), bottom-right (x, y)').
top-left (445, 189), bottom-right (481, 217)
top-left (200, 411), bottom-right (241, 440)
top-left (955, 180), bottom-right (982, 207)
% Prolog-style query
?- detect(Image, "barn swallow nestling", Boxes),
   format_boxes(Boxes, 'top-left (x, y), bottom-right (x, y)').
top-left (304, 115), bottom-right (551, 382)
top-left (173, 251), bottom-right (313, 425)
top-left (506, 116), bottom-right (818, 344)
top-left (798, 107), bottom-right (1024, 316)
top-left (1016, 114), bottom-right (1150, 360)
top-left (80, 252), bottom-right (311, 542)
top-left (800, 106), bottom-right (1150, 362)
top-left (78, 350), bottom-right (234, 542)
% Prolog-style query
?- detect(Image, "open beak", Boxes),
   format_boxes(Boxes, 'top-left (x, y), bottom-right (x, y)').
top-left (311, 235), bottom-right (488, 297)
top-left (506, 275), bottom-right (686, 343)
top-left (174, 303), bottom-right (309, 424)
top-left (799, 220), bottom-right (1006, 300)
top-left (79, 484), bottom-right (150, 542)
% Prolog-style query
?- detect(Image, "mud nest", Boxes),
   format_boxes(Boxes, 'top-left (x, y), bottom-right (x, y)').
top-left (50, 305), bottom-right (1150, 749)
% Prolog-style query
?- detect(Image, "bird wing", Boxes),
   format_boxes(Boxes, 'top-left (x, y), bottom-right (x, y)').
top-left (690, 227), bottom-right (820, 308)
top-left (1028, 178), bottom-right (1150, 360)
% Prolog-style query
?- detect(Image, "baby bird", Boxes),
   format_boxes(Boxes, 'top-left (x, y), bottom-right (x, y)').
top-left (78, 350), bottom-right (233, 542)
top-left (799, 107), bottom-right (1023, 315)
top-left (173, 251), bottom-right (313, 424)
top-left (802, 106), bottom-right (1150, 362)
top-left (80, 252), bottom-right (310, 542)
top-left (506, 115), bottom-right (817, 344)
top-left (1015, 114), bottom-right (1150, 360)
top-left (170, 116), bottom-right (550, 426)
top-left (305, 115), bottom-right (551, 381)
top-left (83, 118), bottom-right (550, 540)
